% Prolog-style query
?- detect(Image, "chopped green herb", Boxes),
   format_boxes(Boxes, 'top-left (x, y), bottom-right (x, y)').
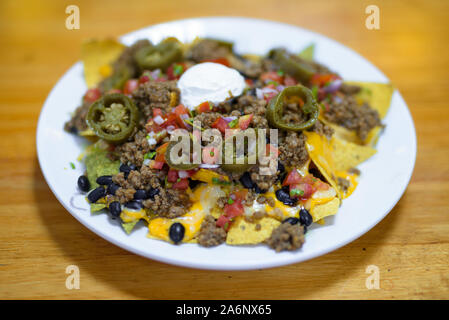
top-left (290, 189), bottom-right (304, 197)
top-left (144, 151), bottom-right (156, 160)
top-left (224, 222), bottom-right (229, 230)
top-left (277, 70), bottom-right (284, 76)
top-left (227, 198), bottom-right (234, 205)
top-left (210, 150), bottom-right (215, 157)
top-left (173, 64), bottom-right (184, 76)
top-left (228, 119), bottom-right (238, 128)
top-left (70, 162), bottom-right (76, 169)
top-left (212, 177), bottom-right (231, 186)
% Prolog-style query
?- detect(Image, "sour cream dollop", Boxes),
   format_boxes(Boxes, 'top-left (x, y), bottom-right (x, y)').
top-left (177, 62), bottom-right (246, 110)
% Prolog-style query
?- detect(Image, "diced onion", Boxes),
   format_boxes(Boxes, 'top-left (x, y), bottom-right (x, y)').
top-left (154, 115), bottom-right (165, 125)
top-left (199, 164), bottom-right (220, 169)
top-left (178, 170), bottom-right (189, 179)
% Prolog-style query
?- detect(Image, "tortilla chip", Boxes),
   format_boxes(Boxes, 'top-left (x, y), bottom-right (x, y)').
top-left (122, 221), bottom-right (138, 234)
top-left (81, 39), bottom-right (125, 87)
top-left (303, 131), bottom-right (342, 198)
top-left (226, 216), bottom-right (281, 245)
top-left (90, 203), bottom-right (106, 213)
top-left (84, 150), bottom-right (120, 189)
top-left (345, 81), bottom-right (394, 119)
top-left (331, 137), bottom-right (377, 172)
top-left (298, 43), bottom-right (315, 61)
top-left (321, 82), bottom-right (393, 146)
top-left (310, 197), bottom-right (340, 222)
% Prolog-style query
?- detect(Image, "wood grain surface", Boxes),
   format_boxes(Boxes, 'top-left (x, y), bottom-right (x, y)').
top-left (0, 0), bottom-right (448, 300)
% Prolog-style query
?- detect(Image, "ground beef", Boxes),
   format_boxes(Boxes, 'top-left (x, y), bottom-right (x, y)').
top-left (143, 188), bottom-right (191, 218)
top-left (132, 80), bottom-right (179, 120)
top-left (197, 215), bottom-right (226, 247)
top-left (111, 165), bottom-right (161, 204)
top-left (111, 164), bottom-right (191, 217)
top-left (339, 83), bottom-right (361, 95)
top-left (279, 131), bottom-right (309, 168)
top-left (338, 177), bottom-right (350, 193)
top-left (324, 95), bottom-right (381, 140)
top-left (239, 94), bottom-right (269, 129)
top-left (187, 39), bottom-right (231, 62)
top-left (249, 165), bottom-right (278, 192)
top-left (266, 222), bottom-right (305, 252)
top-left (309, 120), bottom-right (334, 139)
top-left (64, 100), bottom-right (91, 133)
top-left (194, 112), bottom-right (221, 129)
top-left (115, 129), bottom-right (150, 167)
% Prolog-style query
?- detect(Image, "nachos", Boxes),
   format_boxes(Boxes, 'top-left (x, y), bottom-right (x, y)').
top-left (66, 37), bottom-right (393, 252)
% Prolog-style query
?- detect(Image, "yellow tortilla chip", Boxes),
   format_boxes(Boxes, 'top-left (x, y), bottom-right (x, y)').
top-left (303, 131), bottom-right (342, 199)
top-left (81, 39), bottom-right (125, 87)
top-left (321, 82), bottom-right (393, 146)
top-left (331, 137), bottom-right (377, 172)
top-left (310, 197), bottom-right (340, 222)
top-left (226, 216), bottom-right (281, 245)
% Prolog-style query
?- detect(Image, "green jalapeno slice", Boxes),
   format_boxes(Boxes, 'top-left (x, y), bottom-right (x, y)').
top-left (86, 93), bottom-right (139, 144)
top-left (135, 38), bottom-right (183, 71)
top-left (165, 139), bottom-right (200, 170)
top-left (220, 129), bottom-right (259, 173)
top-left (269, 48), bottom-right (315, 83)
top-left (266, 85), bottom-right (319, 131)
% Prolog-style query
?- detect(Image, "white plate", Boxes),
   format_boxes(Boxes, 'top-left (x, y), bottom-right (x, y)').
top-left (36, 17), bottom-right (416, 270)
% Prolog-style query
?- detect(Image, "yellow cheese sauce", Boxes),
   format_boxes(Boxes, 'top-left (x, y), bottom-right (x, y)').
top-left (147, 184), bottom-right (225, 243)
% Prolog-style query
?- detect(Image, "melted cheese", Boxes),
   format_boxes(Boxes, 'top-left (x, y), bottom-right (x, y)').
top-left (147, 185), bottom-right (225, 243)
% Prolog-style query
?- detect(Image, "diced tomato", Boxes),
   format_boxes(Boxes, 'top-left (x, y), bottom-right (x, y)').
top-left (138, 75), bottom-right (150, 84)
top-left (83, 88), bottom-right (101, 103)
top-left (216, 215), bottom-right (231, 229)
top-left (282, 169), bottom-right (302, 186)
top-left (203, 57), bottom-right (230, 67)
top-left (106, 88), bottom-right (122, 94)
top-left (310, 74), bottom-right (339, 87)
top-left (172, 178), bottom-right (189, 190)
top-left (150, 160), bottom-right (164, 170)
top-left (238, 114), bottom-right (253, 130)
top-left (211, 117), bottom-right (229, 134)
top-left (173, 104), bottom-right (190, 129)
top-left (196, 101), bottom-right (213, 113)
top-left (202, 146), bottom-right (220, 164)
top-left (154, 152), bottom-right (165, 164)
top-left (160, 112), bottom-right (178, 129)
top-left (167, 169), bottom-right (178, 183)
top-left (167, 63), bottom-right (186, 80)
top-left (152, 108), bottom-right (163, 118)
top-left (232, 189), bottom-right (248, 202)
top-left (266, 144), bottom-right (279, 157)
top-left (223, 200), bottom-right (244, 219)
top-left (245, 78), bottom-right (254, 86)
top-left (123, 79), bottom-right (139, 94)
top-left (284, 75), bottom-right (297, 86)
top-left (290, 182), bottom-right (316, 200)
top-left (260, 71), bottom-right (283, 84)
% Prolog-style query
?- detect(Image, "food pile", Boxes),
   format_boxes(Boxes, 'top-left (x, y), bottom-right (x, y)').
top-left (65, 37), bottom-right (393, 251)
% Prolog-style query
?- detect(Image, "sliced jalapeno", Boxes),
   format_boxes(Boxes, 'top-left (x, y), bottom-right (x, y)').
top-left (220, 130), bottom-right (259, 173)
top-left (266, 85), bottom-right (319, 131)
top-left (86, 93), bottom-right (139, 144)
top-left (100, 64), bottom-right (132, 92)
top-left (269, 48), bottom-right (315, 83)
top-left (135, 38), bottom-right (183, 71)
top-left (165, 139), bottom-right (199, 170)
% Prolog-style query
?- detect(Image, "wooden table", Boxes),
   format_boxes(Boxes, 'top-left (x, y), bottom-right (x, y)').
top-left (1, 0), bottom-right (448, 299)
